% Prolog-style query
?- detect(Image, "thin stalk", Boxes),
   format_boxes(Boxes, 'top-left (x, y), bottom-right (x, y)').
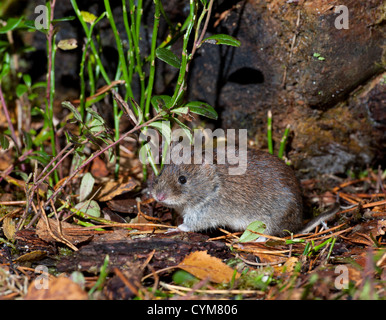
top-left (46, 0), bottom-right (59, 183)
top-left (129, 0), bottom-right (145, 113)
top-left (104, 0), bottom-right (134, 102)
top-left (78, 13), bottom-right (105, 121)
top-left (43, 113), bottom-right (163, 208)
top-left (122, 0), bottom-right (135, 89)
top-left (170, 0), bottom-right (196, 108)
top-left (70, 0), bottom-right (110, 85)
top-left (267, 110), bottom-right (273, 154)
top-left (0, 85), bottom-right (19, 151)
top-left (144, 0), bottom-right (161, 119)
top-left (278, 124), bottom-right (290, 159)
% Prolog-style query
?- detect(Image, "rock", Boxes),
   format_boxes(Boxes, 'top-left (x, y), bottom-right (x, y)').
top-left (188, 0), bottom-right (385, 177)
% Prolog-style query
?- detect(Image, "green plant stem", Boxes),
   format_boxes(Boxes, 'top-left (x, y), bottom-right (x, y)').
top-left (267, 110), bottom-right (273, 154)
top-left (170, 0), bottom-right (196, 108)
top-left (70, 0), bottom-right (110, 85)
top-left (46, 0), bottom-right (59, 183)
top-left (89, 254), bottom-right (109, 297)
top-left (144, 0), bottom-right (160, 119)
top-left (78, 13), bottom-right (105, 121)
top-left (104, 0), bottom-right (134, 102)
top-left (122, 0), bottom-right (135, 89)
top-left (278, 124), bottom-right (290, 159)
top-left (129, 0), bottom-right (145, 113)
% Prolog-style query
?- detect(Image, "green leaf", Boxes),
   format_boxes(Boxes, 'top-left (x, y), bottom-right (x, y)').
top-left (80, 11), bottom-right (97, 24)
top-left (75, 200), bottom-right (101, 218)
top-left (0, 40), bottom-right (10, 48)
top-left (16, 84), bottom-right (28, 98)
top-left (22, 131), bottom-right (33, 150)
top-left (79, 172), bottom-right (95, 202)
top-left (173, 118), bottom-right (193, 144)
top-left (171, 106), bottom-right (189, 115)
top-left (86, 107), bottom-right (105, 125)
top-left (0, 17), bottom-right (24, 34)
top-left (172, 270), bottom-right (197, 285)
top-left (239, 220), bottom-right (266, 243)
top-left (62, 101), bottom-right (83, 123)
top-left (202, 34), bottom-right (240, 47)
top-left (33, 126), bottom-right (51, 145)
top-left (184, 101), bottom-right (218, 120)
top-left (23, 74), bottom-right (31, 87)
top-left (151, 95), bottom-right (172, 112)
top-left (156, 47), bottom-right (181, 68)
top-left (0, 53), bottom-right (10, 79)
top-left (29, 151), bottom-right (52, 166)
top-left (148, 121), bottom-right (172, 146)
top-left (31, 81), bottom-right (47, 90)
top-left (0, 133), bottom-right (10, 150)
top-left (52, 16), bottom-right (76, 23)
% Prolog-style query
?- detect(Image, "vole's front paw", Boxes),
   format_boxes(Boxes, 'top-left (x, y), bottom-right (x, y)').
top-left (176, 223), bottom-right (191, 232)
top-left (165, 224), bottom-right (191, 234)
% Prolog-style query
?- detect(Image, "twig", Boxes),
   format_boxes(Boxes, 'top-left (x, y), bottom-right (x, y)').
top-left (0, 85), bottom-right (20, 151)
top-left (159, 282), bottom-right (264, 296)
top-left (236, 253), bottom-right (286, 267)
top-left (191, 0), bottom-right (215, 59)
top-left (42, 114), bottom-right (162, 209)
top-left (0, 149), bottom-right (33, 183)
top-left (113, 267), bottom-right (139, 297)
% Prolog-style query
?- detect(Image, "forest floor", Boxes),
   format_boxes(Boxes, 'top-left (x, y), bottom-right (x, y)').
top-left (0, 145), bottom-right (385, 300)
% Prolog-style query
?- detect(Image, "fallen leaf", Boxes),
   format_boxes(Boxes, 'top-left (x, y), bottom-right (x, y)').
top-left (375, 220), bottom-right (386, 236)
top-left (3, 216), bottom-right (16, 241)
top-left (79, 172), bottom-right (95, 202)
top-left (274, 256), bottom-right (299, 275)
top-left (58, 38), bottom-right (77, 50)
top-left (178, 251), bottom-right (240, 284)
top-left (91, 156), bottom-right (110, 177)
top-left (75, 199), bottom-right (101, 217)
top-left (14, 251), bottom-right (47, 263)
top-left (239, 220), bottom-right (266, 242)
top-left (36, 218), bottom-right (93, 245)
top-left (25, 276), bottom-right (88, 300)
top-left (98, 176), bottom-right (138, 202)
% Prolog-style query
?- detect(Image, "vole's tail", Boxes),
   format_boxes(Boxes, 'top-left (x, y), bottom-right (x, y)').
top-left (300, 202), bottom-right (341, 234)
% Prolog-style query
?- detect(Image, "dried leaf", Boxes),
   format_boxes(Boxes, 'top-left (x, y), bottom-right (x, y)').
top-left (274, 257), bottom-right (299, 275)
top-left (58, 38), bottom-right (78, 50)
top-left (79, 172), bottom-right (95, 202)
top-left (36, 218), bottom-right (93, 245)
top-left (91, 156), bottom-right (110, 177)
top-left (178, 251), bottom-right (240, 284)
top-left (3, 216), bottom-right (16, 241)
top-left (25, 276), bottom-right (88, 300)
top-left (98, 176), bottom-right (138, 202)
top-left (14, 251), bottom-right (47, 263)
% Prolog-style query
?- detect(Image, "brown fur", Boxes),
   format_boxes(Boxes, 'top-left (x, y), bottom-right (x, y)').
top-left (151, 148), bottom-right (303, 236)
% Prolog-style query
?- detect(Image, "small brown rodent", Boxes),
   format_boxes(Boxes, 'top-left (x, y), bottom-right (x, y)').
top-left (151, 148), bottom-right (338, 237)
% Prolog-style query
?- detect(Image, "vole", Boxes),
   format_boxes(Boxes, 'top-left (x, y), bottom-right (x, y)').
top-left (151, 148), bottom-right (339, 237)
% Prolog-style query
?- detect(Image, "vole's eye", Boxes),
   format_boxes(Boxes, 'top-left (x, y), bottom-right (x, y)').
top-left (178, 176), bottom-right (187, 184)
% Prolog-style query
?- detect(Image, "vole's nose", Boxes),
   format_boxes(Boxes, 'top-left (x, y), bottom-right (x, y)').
top-left (155, 192), bottom-right (167, 202)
